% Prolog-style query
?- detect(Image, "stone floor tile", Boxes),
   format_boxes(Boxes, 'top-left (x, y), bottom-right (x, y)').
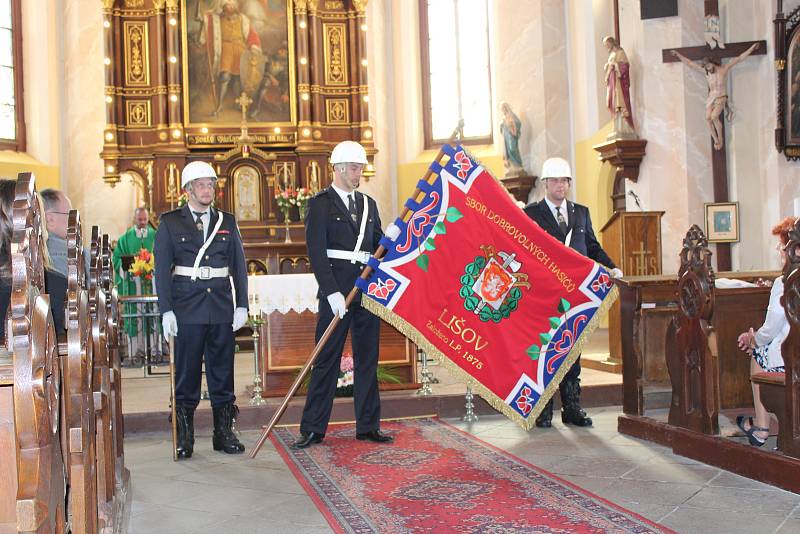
top-left (708, 470), bottom-right (789, 491)
top-left (683, 485), bottom-right (800, 514)
top-left (622, 463), bottom-right (721, 485)
top-left (595, 478), bottom-right (704, 506)
top-left (660, 507), bottom-right (785, 534)
top-left (170, 484), bottom-right (283, 515)
top-left (542, 455), bottom-right (638, 479)
top-left (127, 504), bottom-right (222, 534)
top-left (775, 517), bottom-right (800, 533)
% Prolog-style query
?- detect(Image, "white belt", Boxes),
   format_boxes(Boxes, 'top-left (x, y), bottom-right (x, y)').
top-left (173, 265), bottom-right (229, 280)
top-left (326, 249), bottom-right (371, 264)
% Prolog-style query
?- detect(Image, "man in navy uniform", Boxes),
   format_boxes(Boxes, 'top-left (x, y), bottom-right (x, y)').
top-left (292, 141), bottom-right (394, 449)
top-left (155, 161), bottom-right (249, 458)
top-left (524, 157), bottom-right (623, 428)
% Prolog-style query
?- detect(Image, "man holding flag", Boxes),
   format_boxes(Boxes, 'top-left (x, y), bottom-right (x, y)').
top-left (524, 157), bottom-right (623, 428)
top-left (292, 141), bottom-right (394, 449)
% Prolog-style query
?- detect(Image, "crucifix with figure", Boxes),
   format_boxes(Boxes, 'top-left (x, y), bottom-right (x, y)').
top-left (662, 0), bottom-right (766, 271)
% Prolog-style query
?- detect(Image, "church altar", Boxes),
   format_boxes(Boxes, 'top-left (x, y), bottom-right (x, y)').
top-left (248, 274), bottom-right (418, 397)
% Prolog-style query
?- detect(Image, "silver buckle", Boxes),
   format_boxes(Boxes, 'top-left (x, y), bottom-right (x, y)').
top-left (198, 266), bottom-right (212, 280)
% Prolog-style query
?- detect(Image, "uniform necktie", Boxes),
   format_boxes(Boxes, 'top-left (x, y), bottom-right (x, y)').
top-left (193, 211), bottom-right (205, 235)
top-left (348, 193), bottom-right (358, 223)
top-left (555, 206), bottom-right (568, 235)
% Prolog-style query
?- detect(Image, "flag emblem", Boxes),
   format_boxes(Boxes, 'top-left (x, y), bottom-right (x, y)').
top-left (460, 246), bottom-right (529, 324)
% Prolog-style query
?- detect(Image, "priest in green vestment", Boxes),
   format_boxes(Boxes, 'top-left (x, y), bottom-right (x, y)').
top-left (113, 207), bottom-right (156, 360)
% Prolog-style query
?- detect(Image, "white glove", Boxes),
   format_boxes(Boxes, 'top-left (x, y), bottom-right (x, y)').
top-left (327, 292), bottom-right (347, 319)
top-left (162, 311), bottom-right (178, 339)
top-left (610, 268), bottom-right (624, 279)
top-left (232, 307), bottom-right (249, 331)
top-left (385, 222), bottom-right (401, 241)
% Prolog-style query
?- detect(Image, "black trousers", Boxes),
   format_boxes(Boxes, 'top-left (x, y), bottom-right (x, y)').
top-left (174, 322), bottom-right (236, 409)
top-left (562, 354), bottom-right (581, 385)
top-left (547, 355), bottom-right (582, 408)
top-left (300, 296), bottom-right (381, 435)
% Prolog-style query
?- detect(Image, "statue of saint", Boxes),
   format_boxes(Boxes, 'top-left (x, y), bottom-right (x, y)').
top-left (603, 36), bottom-right (635, 133)
top-left (500, 102), bottom-right (525, 177)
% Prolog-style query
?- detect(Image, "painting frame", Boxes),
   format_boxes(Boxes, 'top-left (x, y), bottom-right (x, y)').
top-left (704, 202), bottom-right (739, 243)
top-left (180, 0), bottom-right (297, 139)
top-left (775, 4), bottom-right (800, 159)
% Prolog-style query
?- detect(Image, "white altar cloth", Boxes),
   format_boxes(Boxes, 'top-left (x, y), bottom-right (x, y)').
top-left (247, 273), bottom-right (319, 315)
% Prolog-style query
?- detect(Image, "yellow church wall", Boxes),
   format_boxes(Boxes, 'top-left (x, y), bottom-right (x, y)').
top-left (0, 151), bottom-right (60, 190)
top-left (574, 120), bottom-right (615, 330)
top-left (396, 147), bottom-right (504, 213)
top-left (573, 121), bottom-right (615, 228)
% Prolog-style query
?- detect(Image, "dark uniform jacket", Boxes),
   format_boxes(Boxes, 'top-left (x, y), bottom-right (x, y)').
top-left (154, 205), bottom-right (248, 324)
top-left (524, 200), bottom-right (616, 269)
top-left (305, 188), bottom-right (382, 299)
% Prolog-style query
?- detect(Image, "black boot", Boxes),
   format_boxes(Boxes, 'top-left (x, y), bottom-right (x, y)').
top-left (175, 406), bottom-right (195, 459)
top-left (535, 398), bottom-right (553, 428)
top-left (212, 403), bottom-right (245, 454)
top-left (560, 379), bottom-right (592, 427)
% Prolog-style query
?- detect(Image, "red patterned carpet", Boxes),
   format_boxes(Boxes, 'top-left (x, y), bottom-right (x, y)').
top-left (271, 418), bottom-right (674, 533)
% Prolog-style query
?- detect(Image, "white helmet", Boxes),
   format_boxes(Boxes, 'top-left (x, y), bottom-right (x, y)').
top-left (330, 141), bottom-right (368, 165)
top-left (181, 161), bottom-right (217, 189)
top-left (540, 157), bottom-right (573, 181)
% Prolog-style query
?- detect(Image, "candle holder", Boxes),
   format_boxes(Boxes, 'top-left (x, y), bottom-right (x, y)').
top-left (462, 384), bottom-right (478, 422)
top-left (248, 294), bottom-right (267, 406)
top-left (284, 218), bottom-right (292, 243)
top-left (416, 347), bottom-right (433, 396)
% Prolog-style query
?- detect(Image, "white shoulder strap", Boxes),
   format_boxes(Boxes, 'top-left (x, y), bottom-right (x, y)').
top-left (350, 194), bottom-right (369, 263)
top-left (190, 211), bottom-right (224, 281)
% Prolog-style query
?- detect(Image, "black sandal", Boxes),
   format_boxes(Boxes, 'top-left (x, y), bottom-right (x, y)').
top-left (736, 415), bottom-right (768, 447)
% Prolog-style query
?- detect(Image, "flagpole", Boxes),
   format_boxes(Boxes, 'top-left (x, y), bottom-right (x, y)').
top-left (249, 120), bottom-right (464, 458)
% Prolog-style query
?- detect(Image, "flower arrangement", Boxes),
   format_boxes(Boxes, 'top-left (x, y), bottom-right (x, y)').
top-left (275, 187), bottom-right (298, 222)
top-left (299, 355), bottom-right (403, 397)
top-left (335, 353), bottom-right (355, 396)
top-left (128, 248), bottom-right (155, 280)
top-left (296, 187), bottom-right (312, 220)
top-left (274, 187), bottom-right (297, 218)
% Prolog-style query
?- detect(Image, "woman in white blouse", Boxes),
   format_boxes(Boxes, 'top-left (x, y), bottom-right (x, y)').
top-left (736, 217), bottom-right (795, 446)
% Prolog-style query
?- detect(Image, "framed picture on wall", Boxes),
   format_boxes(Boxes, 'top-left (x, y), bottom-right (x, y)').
top-left (704, 202), bottom-right (739, 243)
top-left (181, 0), bottom-right (296, 129)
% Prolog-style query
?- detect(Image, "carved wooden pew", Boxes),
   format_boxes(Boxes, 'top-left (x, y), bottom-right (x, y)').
top-left (89, 228), bottom-right (115, 530)
top-left (0, 173), bottom-right (67, 532)
top-left (665, 225), bottom-right (776, 435)
top-left (667, 225), bottom-right (719, 434)
top-left (752, 220), bottom-right (800, 458)
top-left (102, 235), bottom-right (129, 511)
top-left (63, 212), bottom-right (99, 534)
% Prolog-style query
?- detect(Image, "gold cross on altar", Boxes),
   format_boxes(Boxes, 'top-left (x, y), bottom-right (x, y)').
top-left (236, 92), bottom-right (253, 123)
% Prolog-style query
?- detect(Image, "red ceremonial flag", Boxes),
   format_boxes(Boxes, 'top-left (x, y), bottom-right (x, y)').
top-left (357, 145), bottom-right (618, 429)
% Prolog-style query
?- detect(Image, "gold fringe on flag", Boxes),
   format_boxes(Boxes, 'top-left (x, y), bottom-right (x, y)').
top-left (362, 284), bottom-right (618, 431)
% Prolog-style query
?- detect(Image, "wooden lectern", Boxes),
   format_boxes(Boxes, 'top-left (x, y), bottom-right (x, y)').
top-left (600, 211), bottom-right (664, 276)
top-left (600, 211), bottom-right (664, 372)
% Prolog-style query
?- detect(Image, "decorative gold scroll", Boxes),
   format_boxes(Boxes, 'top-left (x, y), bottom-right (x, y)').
top-left (323, 23), bottom-right (347, 85)
top-left (124, 21), bottom-right (150, 86)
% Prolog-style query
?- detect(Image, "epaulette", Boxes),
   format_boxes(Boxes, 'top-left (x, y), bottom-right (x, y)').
top-left (160, 207), bottom-right (183, 219)
top-left (311, 188), bottom-right (330, 200)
